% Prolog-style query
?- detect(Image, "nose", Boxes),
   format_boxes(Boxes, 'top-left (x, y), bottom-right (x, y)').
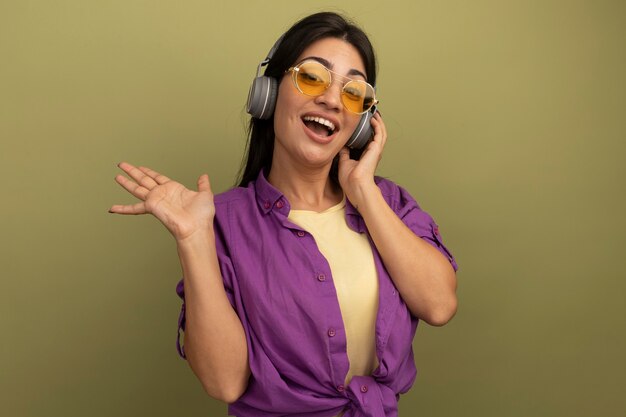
top-left (314, 79), bottom-right (343, 112)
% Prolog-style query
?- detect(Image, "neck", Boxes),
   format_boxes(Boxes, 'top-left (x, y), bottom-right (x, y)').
top-left (267, 154), bottom-right (342, 212)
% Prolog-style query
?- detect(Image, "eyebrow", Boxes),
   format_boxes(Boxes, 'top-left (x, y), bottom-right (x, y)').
top-left (299, 56), bottom-right (368, 80)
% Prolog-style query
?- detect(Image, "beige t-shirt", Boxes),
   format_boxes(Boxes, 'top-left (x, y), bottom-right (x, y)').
top-left (288, 199), bottom-right (380, 387)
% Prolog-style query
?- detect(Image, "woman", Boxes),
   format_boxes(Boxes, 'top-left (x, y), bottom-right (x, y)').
top-left (109, 12), bottom-right (458, 417)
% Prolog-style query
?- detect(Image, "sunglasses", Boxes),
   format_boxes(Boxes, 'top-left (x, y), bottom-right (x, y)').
top-left (287, 60), bottom-right (378, 114)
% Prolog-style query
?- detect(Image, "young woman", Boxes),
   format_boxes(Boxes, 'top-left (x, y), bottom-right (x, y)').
top-left (110, 12), bottom-right (458, 417)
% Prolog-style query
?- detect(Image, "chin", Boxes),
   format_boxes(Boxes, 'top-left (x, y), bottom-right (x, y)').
top-left (298, 147), bottom-right (338, 168)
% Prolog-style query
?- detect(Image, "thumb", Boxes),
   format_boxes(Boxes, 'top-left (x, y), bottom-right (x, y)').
top-left (338, 147), bottom-right (351, 163)
top-left (197, 174), bottom-right (212, 192)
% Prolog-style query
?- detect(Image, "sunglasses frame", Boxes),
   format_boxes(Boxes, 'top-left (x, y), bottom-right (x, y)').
top-left (287, 60), bottom-right (379, 115)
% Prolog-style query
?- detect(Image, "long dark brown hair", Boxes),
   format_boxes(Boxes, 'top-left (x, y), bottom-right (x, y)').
top-left (237, 12), bottom-right (377, 187)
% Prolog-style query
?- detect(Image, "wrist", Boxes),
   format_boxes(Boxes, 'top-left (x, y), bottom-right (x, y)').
top-left (175, 226), bottom-right (216, 250)
top-left (347, 180), bottom-right (381, 210)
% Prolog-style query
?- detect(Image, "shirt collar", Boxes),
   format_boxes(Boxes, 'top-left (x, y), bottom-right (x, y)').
top-left (253, 169), bottom-right (364, 232)
top-left (344, 197), bottom-right (364, 232)
top-left (344, 196), bottom-right (359, 216)
top-left (254, 169), bottom-right (290, 215)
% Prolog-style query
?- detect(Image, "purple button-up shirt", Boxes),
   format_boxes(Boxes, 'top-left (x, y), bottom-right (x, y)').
top-left (176, 170), bottom-right (457, 417)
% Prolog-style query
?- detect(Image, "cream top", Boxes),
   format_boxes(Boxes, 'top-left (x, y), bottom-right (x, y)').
top-left (288, 199), bottom-right (379, 386)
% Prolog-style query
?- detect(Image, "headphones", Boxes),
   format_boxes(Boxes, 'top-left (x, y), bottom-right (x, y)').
top-left (246, 36), bottom-right (376, 150)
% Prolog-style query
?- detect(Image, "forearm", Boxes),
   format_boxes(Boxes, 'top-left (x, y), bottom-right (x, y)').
top-left (354, 184), bottom-right (457, 325)
top-left (177, 230), bottom-right (250, 403)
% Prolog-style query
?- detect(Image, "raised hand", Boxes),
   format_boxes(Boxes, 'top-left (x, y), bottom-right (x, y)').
top-left (109, 162), bottom-right (215, 242)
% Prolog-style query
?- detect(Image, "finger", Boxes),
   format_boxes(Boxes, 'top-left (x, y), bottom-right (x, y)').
top-left (372, 112), bottom-right (386, 137)
top-left (108, 201), bottom-right (147, 215)
top-left (359, 131), bottom-right (384, 166)
top-left (197, 174), bottom-right (212, 192)
top-left (368, 121), bottom-right (383, 150)
top-left (370, 115), bottom-right (387, 149)
top-left (118, 162), bottom-right (158, 189)
top-left (115, 174), bottom-right (150, 200)
top-left (138, 166), bottom-right (171, 185)
top-left (363, 139), bottom-right (381, 158)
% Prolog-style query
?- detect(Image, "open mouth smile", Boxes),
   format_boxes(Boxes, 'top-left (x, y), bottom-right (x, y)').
top-left (301, 114), bottom-right (341, 143)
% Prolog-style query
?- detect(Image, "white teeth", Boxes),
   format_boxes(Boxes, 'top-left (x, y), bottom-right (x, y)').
top-left (303, 116), bottom-right (335, 133)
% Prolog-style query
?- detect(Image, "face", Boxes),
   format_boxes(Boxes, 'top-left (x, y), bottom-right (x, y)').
top-left (272, 37), bottom-right (367, 171)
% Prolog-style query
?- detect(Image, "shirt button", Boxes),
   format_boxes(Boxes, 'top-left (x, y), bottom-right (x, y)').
top-left (275, 200), bottom-right (284, 209)
top-left (360, 384), bottom-right (368, 393)
top-left (263, 201), bottom-right (270, 209)
top-left (337, 384), bottom-right (345, 392)
top-left (297, 231), bottom-right (305, 237)
top-left (317, 274), bottom-right (326, 282)
top-left (327, 328), bottom-right (336, 337)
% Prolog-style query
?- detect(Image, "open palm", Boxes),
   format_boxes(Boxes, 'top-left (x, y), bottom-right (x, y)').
top-left (109, 162), bottom-right (215, 241)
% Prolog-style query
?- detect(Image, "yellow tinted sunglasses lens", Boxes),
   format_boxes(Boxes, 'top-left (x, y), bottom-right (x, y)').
top-left (294, 62), bottom-right (330, 95)
top-left (291, 61), bottom-right (377, 114)
top-left (341, 81), bottom-right (376, 114)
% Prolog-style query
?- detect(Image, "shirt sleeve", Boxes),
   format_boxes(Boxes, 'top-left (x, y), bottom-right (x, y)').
top-left (175, 218), bottom-right (238, 359)
top-left (380, 178), bottom-right (459, 272)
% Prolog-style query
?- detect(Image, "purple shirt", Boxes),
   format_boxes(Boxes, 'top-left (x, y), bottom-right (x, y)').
top-left (176, 170), bottom-right (457, 417)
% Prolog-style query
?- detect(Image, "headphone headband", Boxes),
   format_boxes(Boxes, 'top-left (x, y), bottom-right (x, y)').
top-left (253, 34), bottom-right (283, 78)
top-left (266, 34), bottom-right (284, 62)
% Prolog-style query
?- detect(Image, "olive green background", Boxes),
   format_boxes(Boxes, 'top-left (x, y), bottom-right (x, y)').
top-left (1, 0), bottom-right (624, 416)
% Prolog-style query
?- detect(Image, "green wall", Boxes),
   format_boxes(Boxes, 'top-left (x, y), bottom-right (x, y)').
top-left (1, 1), bottom-right (624, 416)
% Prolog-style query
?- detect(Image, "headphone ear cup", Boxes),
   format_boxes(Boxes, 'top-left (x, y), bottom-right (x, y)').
top-left (246, 76), bottom-right (278, 120)
top-left (345, 111), bottom-right (374, 150)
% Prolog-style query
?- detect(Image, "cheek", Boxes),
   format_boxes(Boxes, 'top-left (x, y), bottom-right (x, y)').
top-left (272, 108), bottom-right (289, 144)
top-left (341, 115), bottom-right (362, 143)
top-left (273, 81), bottom-right (298, 137)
